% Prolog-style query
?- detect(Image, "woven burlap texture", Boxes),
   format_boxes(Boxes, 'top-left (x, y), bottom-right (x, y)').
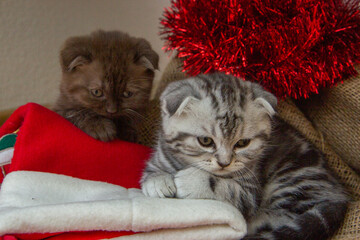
top-left (138, 58), bottom-right (187, 147)
top-left (139, 57), bottom-right (360, 239)
top-left (299, 69), bottom-right (360, 174)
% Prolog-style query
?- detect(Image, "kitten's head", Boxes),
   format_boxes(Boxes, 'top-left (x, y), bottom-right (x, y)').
top-left (58, 30), bottom-right (159, 119)
top-left (160, 73), bottom-right (277, 176)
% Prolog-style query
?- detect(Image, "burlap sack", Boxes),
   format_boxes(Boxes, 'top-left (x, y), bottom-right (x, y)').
top-left (298, 70), bottom-right (360, 174)
top-left (138, 58), bottom-right (187, 147)
top-left (139, 57), bottom-right (360, 239)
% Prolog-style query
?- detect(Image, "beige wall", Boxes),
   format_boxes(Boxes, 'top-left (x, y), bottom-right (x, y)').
top-left (0, 0), bottom-right (171, 111)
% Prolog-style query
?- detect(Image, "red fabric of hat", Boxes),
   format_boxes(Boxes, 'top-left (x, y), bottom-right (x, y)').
top-left (0, 103), bottom-right (152, 240)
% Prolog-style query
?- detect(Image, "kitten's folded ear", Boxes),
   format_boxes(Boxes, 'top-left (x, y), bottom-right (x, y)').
top-left (60, 36), bottom-right (92, 72)
top-left (160, 80), bottom-right (201, 117)
top-left (135, 39), bottom-right (159, 72)
top-left (251, 83), bottom-right (278, 116)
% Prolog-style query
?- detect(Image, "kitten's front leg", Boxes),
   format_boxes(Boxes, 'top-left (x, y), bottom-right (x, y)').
top-left (141, 173), bottom-right (177, 198)
top-left (61, 108), bottom-right (117, 142)
top-left (84, 116), bottom-right (117, 142)
top-left (174, 167), bottom-right (257, 218)
top-left (174, 167), bottom-right (219, 200)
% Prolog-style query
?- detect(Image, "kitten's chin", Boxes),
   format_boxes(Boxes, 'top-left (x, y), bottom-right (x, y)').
top-left (104, 113), bottom-right (119, 119)
top-left (209, 168), bottom-right (237, 178)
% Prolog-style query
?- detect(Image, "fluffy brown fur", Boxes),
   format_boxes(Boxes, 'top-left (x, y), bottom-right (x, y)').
top-left (53, 30), bottom-right (159, 142)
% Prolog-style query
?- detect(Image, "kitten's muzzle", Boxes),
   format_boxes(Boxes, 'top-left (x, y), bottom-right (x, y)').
top-left (106, 103), bottom-right (118, 114)
top-left (217, 161), bottom-right (231, 168)
top-left (215, 152), bottom-right (233, 168)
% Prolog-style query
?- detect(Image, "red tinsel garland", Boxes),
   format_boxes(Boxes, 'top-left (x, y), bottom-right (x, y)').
top-left (161, 0), bottom-right (360, 99)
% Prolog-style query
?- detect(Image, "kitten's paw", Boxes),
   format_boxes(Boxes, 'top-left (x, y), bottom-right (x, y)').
top-left (83, 117), bottom-right (117, 142)
top-left (142, 174), bottom-right (176, 198)
top-left (174, 167), bottom-right (215, 199)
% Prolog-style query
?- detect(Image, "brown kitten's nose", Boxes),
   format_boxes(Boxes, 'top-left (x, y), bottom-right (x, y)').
top-left (106, 103), bottom-right (118, 114)
top-left (217, 161), bottom-right (231, 168)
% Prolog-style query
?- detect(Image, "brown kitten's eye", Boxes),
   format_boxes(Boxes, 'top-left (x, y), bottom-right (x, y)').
top-left (197, 137), bottom-right (214, 147)
top-left (91, 89), bottom-right (103, 97)
top-left (123, 91), bottom-right (133, 98)
top-left (235, 139), bottom-right (251, 148)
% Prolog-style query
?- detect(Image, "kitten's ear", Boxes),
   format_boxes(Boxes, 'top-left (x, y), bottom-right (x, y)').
top-left (252, 83), bottom-right (278, 116)
top-left (160, 80), bottom-right (201, 117)
top-left (60, 36), bottom-right (92, 72)
top-left (164, 96), bottom-right (200, 117)
top-left (67, 56), bottom-right (90, 71)
top-left (135, 39), bottom-right (159, 71)
top-left (137, 55), bottom-right (156, 71)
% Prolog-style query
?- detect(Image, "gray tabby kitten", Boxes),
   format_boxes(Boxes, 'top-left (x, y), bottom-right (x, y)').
top-left (141, 73), bottom-right (348, 240)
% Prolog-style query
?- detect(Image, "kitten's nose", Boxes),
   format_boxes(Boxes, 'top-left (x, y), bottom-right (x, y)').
top-left (106, 103), bottom-right (118, 114)
top-left (216, 150), bottom-right (232, 168)
top-left (217, 161), bottom-right (231, 168)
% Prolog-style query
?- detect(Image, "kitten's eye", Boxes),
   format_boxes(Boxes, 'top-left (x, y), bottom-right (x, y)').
top-left (234, 139), bottom-right (251, 148)
top-left (91, 89), bottom-right (103, 97)
top-left (197, 137), bottom-right (214, 147)
top-left (123, 91), bottom-right (133, 98)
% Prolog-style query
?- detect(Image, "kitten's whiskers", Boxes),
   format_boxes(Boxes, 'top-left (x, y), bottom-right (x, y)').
top-left (124, 108), bottom-right (144, 120)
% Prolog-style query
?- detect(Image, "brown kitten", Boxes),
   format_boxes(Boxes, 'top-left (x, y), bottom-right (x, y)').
top-left (53, 30), bottom-right (159, 142)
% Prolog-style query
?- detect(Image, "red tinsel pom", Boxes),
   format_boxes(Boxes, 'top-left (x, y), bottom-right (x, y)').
top-left (161, 0), bottom-right (360, 99)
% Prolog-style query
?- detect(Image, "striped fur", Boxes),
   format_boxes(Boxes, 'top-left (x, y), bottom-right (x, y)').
top-left (141, 73), bottom-right (348, 240)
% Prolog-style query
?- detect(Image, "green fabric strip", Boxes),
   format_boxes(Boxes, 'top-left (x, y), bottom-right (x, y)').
top-left (0, 133), bottom-right (17, 151)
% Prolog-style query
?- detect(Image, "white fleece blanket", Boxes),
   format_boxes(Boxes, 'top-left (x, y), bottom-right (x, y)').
top-left (0, 171), bottom-right (247, 240)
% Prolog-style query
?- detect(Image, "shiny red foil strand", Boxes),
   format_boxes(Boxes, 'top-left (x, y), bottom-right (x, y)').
top-left (160, 0), bottom-right (360, 99)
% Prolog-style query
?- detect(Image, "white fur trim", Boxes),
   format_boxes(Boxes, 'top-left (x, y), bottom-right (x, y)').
top-left (0, 171), bottom-right (247, 239)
